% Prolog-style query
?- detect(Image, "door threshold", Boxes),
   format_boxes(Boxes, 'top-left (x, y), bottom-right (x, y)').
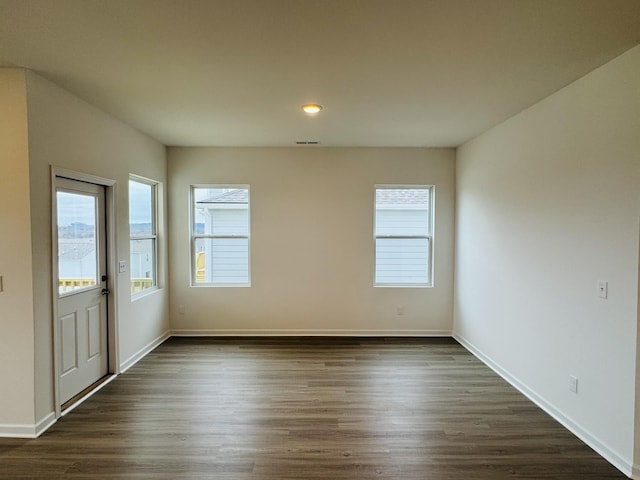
top-left (61, 374), bottom-right (117, 416)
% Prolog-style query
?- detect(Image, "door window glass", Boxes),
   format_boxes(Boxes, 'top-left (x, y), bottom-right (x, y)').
top-left (57, 191), bottom-right (99, 295)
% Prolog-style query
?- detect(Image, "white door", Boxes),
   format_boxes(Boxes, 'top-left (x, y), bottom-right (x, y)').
top-left (55, 177), bottom-right (109, 405)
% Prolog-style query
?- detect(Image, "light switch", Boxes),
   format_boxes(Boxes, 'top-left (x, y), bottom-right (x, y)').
top-left (569, 375), bottom-right (578, 394)
top-left (119, 261), bottom-right (127, 274)
top-left (597, 280), bottom-right (608, 299)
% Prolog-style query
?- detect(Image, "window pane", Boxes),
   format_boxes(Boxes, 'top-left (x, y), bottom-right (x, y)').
top-left (194, 237), bottom-right (249, 285)
top-left (129, 178), bottom-right (157, 295)
top-left (375, 188), bottom-right (430, 236)
top-left (129, 180), bottom-right (154, 236)
top-left (193, 187), bottom-right (249, 235)
top-left (374, 186), bottom-right (432, 286)
top-left (375, 237), bottom-right (430, 285)
top-left (57, 191), bottom-right (98, 294)
top-left (130, 238), bottom-right (155, 293)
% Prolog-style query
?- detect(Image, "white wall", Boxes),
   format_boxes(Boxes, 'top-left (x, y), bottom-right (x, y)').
top-left (168, 147), bottom-right (455, 335)
top-left (455, 46), bottom-right (640, 475)
top-left (636, 242), bottom-right (640, 478)
top-left (24, 72), bottom-right (170, 424)
top-left (0, 69), bottom-right (36, 432)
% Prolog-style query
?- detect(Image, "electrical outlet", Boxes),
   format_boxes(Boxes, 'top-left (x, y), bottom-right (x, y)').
top-left (569, 375), bottom-right (578, 394)
top-left (119, 261), bottom-right (127, 274)
top-left (396, 306), bottom-right (404, 316)
top-left (178, 305), bottom-right (185, 315)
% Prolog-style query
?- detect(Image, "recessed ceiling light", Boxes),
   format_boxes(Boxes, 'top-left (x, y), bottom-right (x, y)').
top-left (302, 104), bottom-right (322, 115)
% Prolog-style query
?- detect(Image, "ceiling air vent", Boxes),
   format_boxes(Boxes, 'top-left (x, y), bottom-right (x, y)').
top-left (295, 141), bottom-right (320, 145)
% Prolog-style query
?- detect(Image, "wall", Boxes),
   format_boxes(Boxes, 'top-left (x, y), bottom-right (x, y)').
top-left (637, 240), bottom-right (640, 478)
top-left (454, 46), bottom-right (640, 475)
top-left (25, 72), bottom-right (170, 424)
top-left (0, 69), bottom-right (36, 433)
top-left (168, 147), bottom-right (455, 335)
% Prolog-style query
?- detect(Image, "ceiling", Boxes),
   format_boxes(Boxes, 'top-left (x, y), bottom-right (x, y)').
top-left (0, 0), bottom-right (638, 147)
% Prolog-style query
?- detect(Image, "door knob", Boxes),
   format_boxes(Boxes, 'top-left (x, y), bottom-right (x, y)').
top-left (100, 288), bottom-right (110, 296)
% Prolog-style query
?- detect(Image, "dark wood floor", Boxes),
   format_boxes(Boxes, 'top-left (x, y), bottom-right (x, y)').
top-left (0, 337), bottom-right (627, 479)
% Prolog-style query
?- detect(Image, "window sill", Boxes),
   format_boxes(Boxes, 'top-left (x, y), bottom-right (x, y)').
top-left (131, 286), bottom-right (162, 301)
top-left (373, 284), bottom-right (433, 288)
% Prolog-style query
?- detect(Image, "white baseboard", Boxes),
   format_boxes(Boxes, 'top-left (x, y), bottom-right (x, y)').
top-left (35, 412), bottom-right (57, 437)
top-left (61, 374), bottom-right (118, 417)
top-left (171, 329), bottom-right (452, 337)
top-left (0, 423), bottom-right (39, 438)
top-left (9, 329), bottom-right (633, 479)
top-left (0, 331), bottom-right (171, 438)
top-left (119, 330), bottom-right (171, 373)
top-left (453, 332), bottom-right (634, 478)
top-left (0, 412), bottom-right (56, 438)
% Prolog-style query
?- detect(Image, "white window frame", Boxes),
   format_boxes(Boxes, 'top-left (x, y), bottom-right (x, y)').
top-left (129, 175), bottom-right (159, 298)
top-left (190, 184), bottom-right (251, 287)
top-left (374, 184), bottom-right (434, 287)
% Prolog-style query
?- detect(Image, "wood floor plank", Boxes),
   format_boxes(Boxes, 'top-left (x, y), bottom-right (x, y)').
top-left (0, 337), bottom-right (627, 479)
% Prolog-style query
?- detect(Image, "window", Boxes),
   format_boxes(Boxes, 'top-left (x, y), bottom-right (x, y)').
top-left (129, 177), bottom-right (158, 295)
top-left (374, 185), bottom-right (433, 286)
top-left (191, 185), bottom-right (250, 286)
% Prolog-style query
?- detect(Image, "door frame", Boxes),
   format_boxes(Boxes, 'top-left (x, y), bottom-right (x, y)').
top-left (51, 166), bottom-right (120, 418)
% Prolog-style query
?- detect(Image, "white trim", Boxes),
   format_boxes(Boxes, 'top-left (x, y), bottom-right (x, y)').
top-left (0, 424), bottom-right (40, 438)
top-left (0, 329), bottom-right (169, 438)
top-left (453, 332), bottom-right (633, 478)
top-left (130, 285), bottom-right (162, 302)
top-left (0, 412), bottom-right (56, 438)
top-left (51, 167), bottom-right (119, 417)
top-left (61, 374), bottom-right (118, 417)
top-left (119, 330), bottom-right (171, 373)
top-left (35, 412), bottom-right (57, 437)
top-left (171, 329), bottom-right (452, 337)
top-left (129, 175), bottom-right (159, 298)
top-left (52, 167), bottom-right (116, 187)
top-left (373, 184), bottom-right (435, 287)
top-left (105, 180), bottom-right (120, 374)
top-left (190, 184), bottom-right (251, 287)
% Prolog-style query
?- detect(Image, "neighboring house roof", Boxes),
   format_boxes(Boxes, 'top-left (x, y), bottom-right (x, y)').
top-left (376, 188), bottom-right (429, 206)
top-left (196, 188), bottom-right (428, 207)
top-left (198, 189), bottom-right (248, 204)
